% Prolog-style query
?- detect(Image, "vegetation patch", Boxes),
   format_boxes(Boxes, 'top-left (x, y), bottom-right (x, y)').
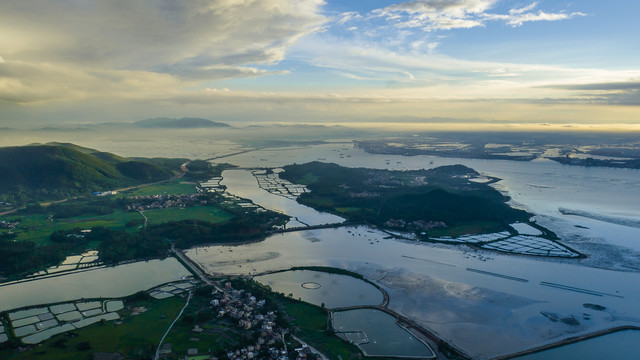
top-left (0, 144), bottom-right (176, 204)
top-left (121, 180), bottom-right (197, 197)
top-left (0, 296), bottom-right (185, 360)
top-left (281, 162), bottom-right (529, 236)
top-left (144, 206), bottom-right (232, 225)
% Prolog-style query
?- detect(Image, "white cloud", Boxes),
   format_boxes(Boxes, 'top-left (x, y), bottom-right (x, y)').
top-left (337, 11), bottom-right (361, 25)
top-left (509, 2), bottom-right (538, 15)
top-left (371, 0), bottom-right (583, 31)
top-left (0, 0), bottom-right (326, 104)
top-left (488, 10), bottom-right (586, 27)
top-left (293, 34), bottom-right (640, 105)
top-left (402, 71), bottom-right (417, 81)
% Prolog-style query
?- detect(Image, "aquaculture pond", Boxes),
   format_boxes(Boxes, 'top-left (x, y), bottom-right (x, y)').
top-left (0, 258), bottom-right (191, 311)
top-left (254, 269), bottom-right (383, 309)
top-left (221, 169), bottom-right (345, 226)
top-left (332, 308), bottom-right (436, 358)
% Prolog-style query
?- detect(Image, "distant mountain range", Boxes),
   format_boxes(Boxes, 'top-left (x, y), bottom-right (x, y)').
top-left (0, 143), bottom-right (179, 204)
top-left (134, 117), bottom-right (230, 128)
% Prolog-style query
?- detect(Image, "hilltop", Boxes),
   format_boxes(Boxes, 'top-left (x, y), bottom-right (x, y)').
top-left (280, 162), bottom-right (529, 236)
top-left (134, 117), bottom-right (230, 128)
top-left (0, 143), bottom-right (178, 204)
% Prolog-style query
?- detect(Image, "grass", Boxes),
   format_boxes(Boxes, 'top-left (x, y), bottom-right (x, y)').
top-left (1, 211), bottom-right (144, 245)
top-left (121, 180), bottom-right (197, 197)
top-left (335, 207), bottom-right (362, 214)
top-left (0, 296), bottom-right (185, 360)
top-left (296, 172), bottom-right (319, 185)
top-left (163, 313), bottom-right (250, 356)
top-left (0, 204), bottom-right (235, 245)
top-left (144, 206), bottom-right (232, 225)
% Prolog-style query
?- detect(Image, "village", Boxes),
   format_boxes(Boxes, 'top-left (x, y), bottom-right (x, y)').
top-left (0, 219), bottom-right (19, 229)
top-left (125, 193), bottom-right (209, 212)
top-left (157, 279), bottom-right (321, 360)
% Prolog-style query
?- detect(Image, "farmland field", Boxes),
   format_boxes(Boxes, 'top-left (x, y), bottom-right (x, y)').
top-left (143, 206), bottom-right (232, 225)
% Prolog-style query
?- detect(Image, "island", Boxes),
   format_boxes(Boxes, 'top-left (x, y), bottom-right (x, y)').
top-left (280, 161), bottom-right (528, 236)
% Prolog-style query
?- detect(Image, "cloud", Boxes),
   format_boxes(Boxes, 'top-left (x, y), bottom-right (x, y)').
top-left (509, 2), bottom-right (538, 15)
top-left (337, 11), bottom-right (361, 25)
top-left (0, 0), bottom-right (326, 104)
top-left (547, 81), bottom-right (640, 91)
top-left (0, 59), bottom-right (190, 104)
top-left (541, 81), bottom-right (640, 106)
top-left (370, 0), bottom-right (583, 31)
top-left (371, 0), bottom-right (496, 31)
top-left (487, 10), bottom-right (585, 27)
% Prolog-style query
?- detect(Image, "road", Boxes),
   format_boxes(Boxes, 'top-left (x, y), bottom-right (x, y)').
top-left (154, 290), bottom-right (193, 360)
top-left (171, 246), bottom-right (213, 286)
top-left (139, 210), bottom-right (148, 228)
top-left (291, 335), bottom-right (330, 360)
top-left (0, 171), bottom-right (186, 217)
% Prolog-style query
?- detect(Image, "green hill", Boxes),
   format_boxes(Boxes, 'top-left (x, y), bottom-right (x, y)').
top-left (280, 162), bottom-right (529, 235)
top-left (0, 144), bottom-right (176, 203)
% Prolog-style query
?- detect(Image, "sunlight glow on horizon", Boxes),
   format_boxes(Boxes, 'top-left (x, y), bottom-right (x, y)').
top-left (0, 0), bottom-right (638, 128)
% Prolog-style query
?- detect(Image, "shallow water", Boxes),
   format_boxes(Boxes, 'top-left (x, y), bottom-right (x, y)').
top-left (515, 329), bottom-right (640, 360)
top-left (187, 225), bottom-right (640, 358)
top-left (0, 259), bottom-right (191, 311)
top-left (254, 270), bottom-right (383, 309)
top-left (333, 308), bottom-right (435, 358)
top-left (215, 143), bottom-right (640, 252)
top-left (221, 169), bottom-right (345, 225)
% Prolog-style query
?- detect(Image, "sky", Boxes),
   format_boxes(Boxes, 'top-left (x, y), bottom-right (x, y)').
top-left (1, 0), bottom-right (639, 128)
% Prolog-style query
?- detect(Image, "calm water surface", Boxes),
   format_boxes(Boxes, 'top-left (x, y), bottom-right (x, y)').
top-left (333, 308), bottom-right (435, 358)
top-left (221, 169), bottom-right (345, 225)
top-left (0, 258), bottom-right (191, 311)
top-left (216, 143), bottom-right (640, 251)
top-left (254, 270), bottom-right (383, 309)
top-left (515, 330), bottom-right (640, 360)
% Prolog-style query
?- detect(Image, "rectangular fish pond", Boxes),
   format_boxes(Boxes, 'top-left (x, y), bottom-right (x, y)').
top-left (332, 308), bottom-right (436, 358)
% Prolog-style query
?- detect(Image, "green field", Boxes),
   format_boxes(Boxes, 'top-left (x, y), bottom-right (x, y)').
top-left (160, 294), bottom-right (253, 356)
top-left (1, 210), bottom-right (144, 245)
top-left (0, 206), bottom-right (232, 246)
top-left (121, 180), bottom-right (197, 197)
top-left (144, 206), bottom-right (232, 225)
